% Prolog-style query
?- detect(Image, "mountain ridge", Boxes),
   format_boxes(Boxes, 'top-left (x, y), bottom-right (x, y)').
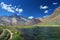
top-left (37, 6), bottom-right (60, 25)
top-left (0, 14), bottom-right (41, 26)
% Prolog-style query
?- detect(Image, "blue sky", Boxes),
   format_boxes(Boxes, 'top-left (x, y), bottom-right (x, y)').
top-left (0, 0), bottom-right (60, 19)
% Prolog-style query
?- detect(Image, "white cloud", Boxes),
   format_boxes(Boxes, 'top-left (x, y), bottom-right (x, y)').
top-left (44, 10), bottom-right (48, 13)
top-left (43, 16), bottom-right (46, 18)
top-left (28, 16), bottom-right (34, 19)
top-left (15, 8), bottom-right (23, 13)
top-left (0, 2), bottom-right (23, 13)
top-left (7, 7), bottom-right (15, 13)
top-left (15, 8), bottom-right (19, 11)
top-left (19, 9), bottom-right (23, 13)
top-left (0, 2), bottom-right (15, 13)
top-left (40, 5), bottom-right (48, 9)
top-left (53, 2), bottom-right (58, 5)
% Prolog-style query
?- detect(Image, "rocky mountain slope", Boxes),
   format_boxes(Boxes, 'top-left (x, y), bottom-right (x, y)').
top-left (0, 14), bottom-right (41, 26)
top-left (38, 6), bottom-right (60, 25)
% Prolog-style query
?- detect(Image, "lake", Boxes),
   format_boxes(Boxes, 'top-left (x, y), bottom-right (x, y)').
top-left (16, 27), bottom-right (60, 40)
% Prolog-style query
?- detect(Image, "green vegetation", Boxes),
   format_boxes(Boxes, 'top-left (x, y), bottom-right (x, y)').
top-left (0, 29), bottom-right (10, 40)
top-left (0, 28), bottom-right (3, 34)
top-left (3, 30), bottom-right (10, 40)
top-left (11, 30), bottom-right (24, 40)
top-left (0, 27), bottom-right (24, 40)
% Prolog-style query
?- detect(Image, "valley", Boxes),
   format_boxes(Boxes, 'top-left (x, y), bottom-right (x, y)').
top-left (0, 26), bottom-right (60, 40)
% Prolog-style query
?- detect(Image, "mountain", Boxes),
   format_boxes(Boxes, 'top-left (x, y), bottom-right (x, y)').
top-left (47, 6), bottom-right (60, 20)
top-left (37, 6), bottom-right (60, 25)
top-left (0, 6), bottom-right (60, 26)
top-left (0, 14), bottom-right (41, 26)
top-left (26, 18), bottom-right (42, 26)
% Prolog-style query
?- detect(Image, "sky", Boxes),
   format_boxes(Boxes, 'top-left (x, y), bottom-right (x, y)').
top-left (0, 0), bottom-right (60, 19)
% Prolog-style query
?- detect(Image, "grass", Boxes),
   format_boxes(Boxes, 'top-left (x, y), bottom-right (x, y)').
top-left (0, 25), bottom-right (60, 30)
top-left (11, 30), bottom-right (24, 40)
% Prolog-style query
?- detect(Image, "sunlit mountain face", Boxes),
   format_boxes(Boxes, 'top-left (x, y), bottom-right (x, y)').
top-left (0, 0), bottom-right (60, 19)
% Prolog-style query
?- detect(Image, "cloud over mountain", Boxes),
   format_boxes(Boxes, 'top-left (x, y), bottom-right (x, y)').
top-left (28, 16), bottom-right (34, 19)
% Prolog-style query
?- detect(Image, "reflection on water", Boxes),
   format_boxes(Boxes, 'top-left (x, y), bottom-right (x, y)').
top-left (16, 27), bottom-right (60, 40)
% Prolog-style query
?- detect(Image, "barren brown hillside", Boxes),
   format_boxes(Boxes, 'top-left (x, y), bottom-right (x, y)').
top-left (37, 6), bottom-right (60, 25)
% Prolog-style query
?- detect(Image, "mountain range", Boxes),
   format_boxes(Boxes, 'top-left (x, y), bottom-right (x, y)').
top-left (0, 14), bottom-right (41, 26)
top-left (0, 6), bottom-right (60, 26)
